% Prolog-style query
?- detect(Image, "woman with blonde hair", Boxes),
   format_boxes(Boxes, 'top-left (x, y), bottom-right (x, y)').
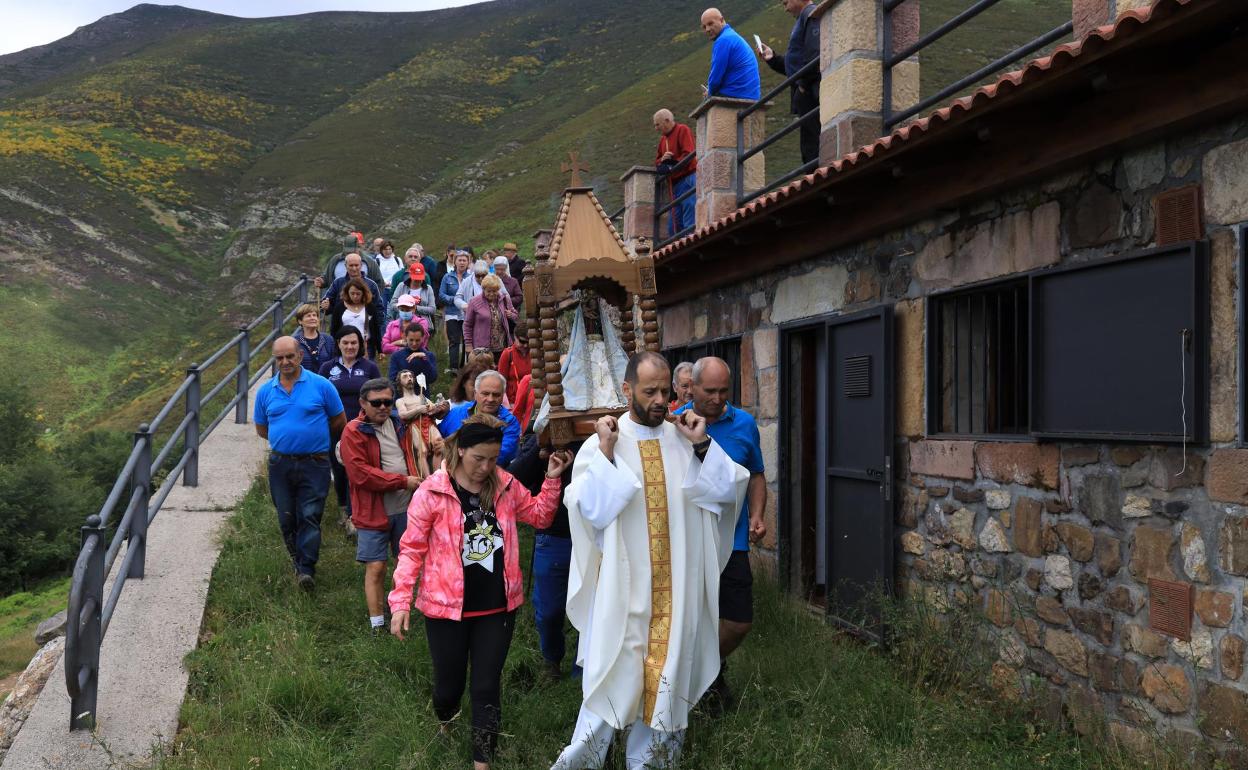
top-left (389, 414), bottom-right (572, 770)
top-left (292, 302), bottom-right (335, 372)
top-left (463, 273), bottom-right (516, 362)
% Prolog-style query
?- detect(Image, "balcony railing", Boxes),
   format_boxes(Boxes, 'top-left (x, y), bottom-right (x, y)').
top-left (653, 152), bottom-right (697, 249)
top-left (883, 0), bottom-right (1074, 131)
top-left (736, 57), bottom-right (820, 206)
top-left (64, 275), bottom-right (310, 730)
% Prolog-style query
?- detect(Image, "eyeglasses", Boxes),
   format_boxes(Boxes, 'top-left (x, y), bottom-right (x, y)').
top-left (366, 398), bottom-right (394, 408)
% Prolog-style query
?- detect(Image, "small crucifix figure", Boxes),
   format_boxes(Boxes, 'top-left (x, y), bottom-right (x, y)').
top-left (561, 151), bottom-right (590, 187)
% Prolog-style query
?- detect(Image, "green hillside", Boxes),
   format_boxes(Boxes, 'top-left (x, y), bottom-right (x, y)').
top-left (0, 0), bottom-right (1070, 432)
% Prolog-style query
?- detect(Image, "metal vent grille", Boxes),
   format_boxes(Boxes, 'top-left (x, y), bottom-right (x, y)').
top-left (1154, 185), bottom-right (1202, 246)
top-left (1149, 578), bottom-right (1193, 641)
top-left (844, 355), bottom-right (871, 398)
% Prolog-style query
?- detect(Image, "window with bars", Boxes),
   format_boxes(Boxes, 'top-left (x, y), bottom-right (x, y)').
top-left (663, 335), bottom-right (742, 405)
top-left (927, 282), bottom-right (1030, 436)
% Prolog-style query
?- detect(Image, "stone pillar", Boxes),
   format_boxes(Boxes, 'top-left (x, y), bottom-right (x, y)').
top-left (1072, 0), bottom-right (1151, 40)
top-left (619, 166), bottom-right (657, 246)
top-left (691, 97), bottom-right (766, 229)
top-left (814, 0), bottom-right (920, 165)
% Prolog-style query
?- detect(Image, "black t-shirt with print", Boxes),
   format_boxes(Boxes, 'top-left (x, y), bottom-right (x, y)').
top-left (453, 479), bottom-right (507, 613)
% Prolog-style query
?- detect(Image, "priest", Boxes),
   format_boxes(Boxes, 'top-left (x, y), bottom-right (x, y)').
top-left (550, 351), bottom-right (749, 770)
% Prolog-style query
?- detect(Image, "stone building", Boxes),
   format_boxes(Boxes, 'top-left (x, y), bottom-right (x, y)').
top-left (610, 0), bottom-right (1248, 758)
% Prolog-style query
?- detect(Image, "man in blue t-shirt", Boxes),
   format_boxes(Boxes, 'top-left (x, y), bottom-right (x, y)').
top-left (255, 336), bottom-right (347, 590)
top-left (675, 356), bottom-right (765, 709)
top-left (700, 8), bottom-right (762, 100)
top-left (438, 370), bottom-right (521, 467)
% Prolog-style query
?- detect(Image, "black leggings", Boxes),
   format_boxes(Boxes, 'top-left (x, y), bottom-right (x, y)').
top-left (425, 611), bottom-right (516, 763)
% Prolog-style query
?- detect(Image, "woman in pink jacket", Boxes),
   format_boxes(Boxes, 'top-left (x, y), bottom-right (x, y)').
top-left (463, 274), bottom-right (517, 361)
top-left (389, 413), bottom-right (571, 770)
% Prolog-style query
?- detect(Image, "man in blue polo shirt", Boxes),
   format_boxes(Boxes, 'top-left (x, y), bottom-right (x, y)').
top-left (700, 8), bottom-right (762, 100)
top-left (255, 336), bottom-right (347, 591)
top-left (438, 370), bottom-right (521, 467)
top-left (675, 356), bottom-right (765, 710)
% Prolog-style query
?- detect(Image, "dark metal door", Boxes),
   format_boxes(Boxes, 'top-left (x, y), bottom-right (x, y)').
top-left (825, 306), bottom-right (894, 640)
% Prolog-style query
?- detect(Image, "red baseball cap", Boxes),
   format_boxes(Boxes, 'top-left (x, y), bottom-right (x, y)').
top-left (408, 264), bottom-right (426, 282)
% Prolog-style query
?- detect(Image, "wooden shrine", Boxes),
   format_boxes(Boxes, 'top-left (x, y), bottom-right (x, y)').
top-left (522, 154), bottom-right (660, 447)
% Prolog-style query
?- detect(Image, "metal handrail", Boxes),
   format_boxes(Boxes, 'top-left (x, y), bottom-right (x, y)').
top-left (735, 57), bottom-right (820, 205)
top-left (64, 274), bottom-right (309, 730)
top-left (652, 152), bottom-right (697, 247)
top-left (883, 1), bottom-right (1074, 130)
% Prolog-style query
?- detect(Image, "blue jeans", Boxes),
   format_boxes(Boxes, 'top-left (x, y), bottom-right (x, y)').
top-left (267, 453), bottom-right (332, 576)
top-left (532, 534), bottom-right (573, 666)
top-left (668, 173), bottom-right (696, 236)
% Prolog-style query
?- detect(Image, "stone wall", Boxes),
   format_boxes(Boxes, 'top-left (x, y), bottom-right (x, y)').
top-left (661, 114), bottom-right (1248, 756)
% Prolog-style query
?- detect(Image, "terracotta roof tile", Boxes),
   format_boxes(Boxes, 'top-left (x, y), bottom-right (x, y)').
top-left (654, 0), bottom-right (1192, 261)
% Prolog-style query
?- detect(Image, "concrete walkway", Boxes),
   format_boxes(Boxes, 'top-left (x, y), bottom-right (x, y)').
top-left (2, 387), bottom-right (269, 770)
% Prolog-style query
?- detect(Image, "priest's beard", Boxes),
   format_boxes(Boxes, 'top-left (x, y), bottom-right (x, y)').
top-left (630, 394), bottom-right (667, 428)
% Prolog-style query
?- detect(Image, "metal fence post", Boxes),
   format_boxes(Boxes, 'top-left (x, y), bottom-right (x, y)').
top-left (235, 328), bottom-right (250, 424)
top-left (184, 365), bottom-right (201, 487)
top-left (69, 515), bottom-right (105, 731)
top-left (298, 274), bottom-right (309, 304)
top-left (129, 425), bottom-right (152, 579)
top-left (271, 296), bottom-right (283, 378)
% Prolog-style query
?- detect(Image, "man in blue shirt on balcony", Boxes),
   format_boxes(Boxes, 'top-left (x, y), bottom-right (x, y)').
top-left (701, 8), bottom-right (761, 101)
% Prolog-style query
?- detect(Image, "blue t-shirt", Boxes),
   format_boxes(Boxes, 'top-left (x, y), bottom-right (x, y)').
top-left (438, 402), bottom-right (521, 468)
top-left (676, 402), bottom-right (764, 551)
top-left (708, 24), bottom-right (761, 100)
top-left (254, 369), bottom-right (345, 454)
top-left (319, 357), bottom-right (381, 422)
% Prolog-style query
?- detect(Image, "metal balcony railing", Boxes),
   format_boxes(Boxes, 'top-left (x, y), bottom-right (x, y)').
top-left (64, 275), bottom-right (310, 730)
top-left (883, 0), bottom-right (1074, 130)
top-left (653, 152), bottom-right (697, 249)
top-left (736, 57), bottom-right (821, 206)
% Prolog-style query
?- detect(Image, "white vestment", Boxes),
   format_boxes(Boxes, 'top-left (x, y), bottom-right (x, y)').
top-left (551, 415), bottom-right (748, 769)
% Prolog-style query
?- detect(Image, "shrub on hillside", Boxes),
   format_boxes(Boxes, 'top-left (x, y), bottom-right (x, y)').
top-left (0, 379), bottom-right (131, 595)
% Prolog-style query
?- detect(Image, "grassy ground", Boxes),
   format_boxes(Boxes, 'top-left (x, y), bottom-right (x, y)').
top-left (0, 578), bottom-right (68, 697)
top-left (162, 481), bottom-right (1148, 769)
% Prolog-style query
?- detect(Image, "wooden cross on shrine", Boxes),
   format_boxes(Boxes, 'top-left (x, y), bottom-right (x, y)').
top-left (561, 151), bottom-right (590, 187)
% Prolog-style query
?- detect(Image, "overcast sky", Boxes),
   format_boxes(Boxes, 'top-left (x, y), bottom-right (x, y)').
top-left (0, 1), bottom-right (483, 56)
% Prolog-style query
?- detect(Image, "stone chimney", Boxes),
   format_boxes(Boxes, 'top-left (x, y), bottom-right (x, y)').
top-left (814, 0), bottom-right (921, 164)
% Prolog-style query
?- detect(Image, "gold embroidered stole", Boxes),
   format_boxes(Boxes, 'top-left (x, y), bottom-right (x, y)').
top-left (638, 438), bottom-right (673, 724)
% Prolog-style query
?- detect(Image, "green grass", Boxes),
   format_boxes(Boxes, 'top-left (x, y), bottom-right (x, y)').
top-left (0, 577), bottom-right (68, 692)
top-left (164, 481), bottom-right (1150, 769)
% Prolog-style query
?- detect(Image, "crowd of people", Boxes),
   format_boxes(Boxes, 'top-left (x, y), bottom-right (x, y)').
top-left (253, 232), bottom-right (769, 769)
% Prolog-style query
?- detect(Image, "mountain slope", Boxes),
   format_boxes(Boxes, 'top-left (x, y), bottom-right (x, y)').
top-left (0, 0), bottom-right (1069, 431)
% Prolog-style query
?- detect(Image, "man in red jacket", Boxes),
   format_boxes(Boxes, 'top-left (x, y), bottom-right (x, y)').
top-left (339, 378), bottom-right (422, 634)
top-left (654, 108), bottom-right (698, 237)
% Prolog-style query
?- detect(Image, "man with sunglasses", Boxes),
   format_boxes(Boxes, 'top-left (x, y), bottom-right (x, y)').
top-left (339, 378), bottom-right (423, 634)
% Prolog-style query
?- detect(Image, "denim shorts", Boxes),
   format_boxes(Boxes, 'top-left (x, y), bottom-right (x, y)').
top-left (356, 512), bottom-right (407, 563)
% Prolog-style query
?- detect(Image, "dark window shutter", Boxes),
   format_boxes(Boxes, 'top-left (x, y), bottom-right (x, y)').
top-left (1154, 185), bottom-right (1202, 246)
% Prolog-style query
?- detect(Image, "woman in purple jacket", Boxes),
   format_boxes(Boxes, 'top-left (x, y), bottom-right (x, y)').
top-left (463, 274), bottom-right (517, 361)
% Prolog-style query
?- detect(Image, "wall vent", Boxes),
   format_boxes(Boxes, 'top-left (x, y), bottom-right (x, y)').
top-left (1148, 578), bottom-right (1193, 641)
top-left (1154, 185), bottom-right (1203, 246)
top-left (844, 355), bottom-right (871, 398)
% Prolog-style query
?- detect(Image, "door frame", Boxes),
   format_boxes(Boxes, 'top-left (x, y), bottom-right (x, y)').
top-left (778, 305), bottom-right (895, 638)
